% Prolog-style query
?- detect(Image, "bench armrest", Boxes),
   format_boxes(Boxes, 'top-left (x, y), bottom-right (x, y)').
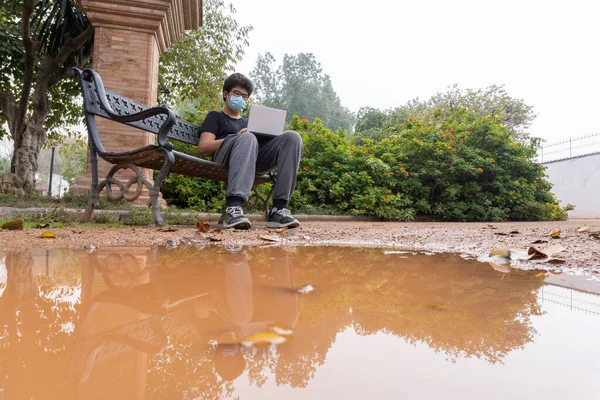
top-left (72, 68), bottom-right (176, 150)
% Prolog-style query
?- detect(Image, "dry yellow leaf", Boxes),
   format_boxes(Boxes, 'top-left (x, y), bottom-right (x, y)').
top-left (547, 228), bottom-right (561, 238)
top-left (577, 225), bottom-right (591, 233)
top-left (40, 231), bottom-right (56, 239)
top-left (532, 271), bottom-right (546, 278)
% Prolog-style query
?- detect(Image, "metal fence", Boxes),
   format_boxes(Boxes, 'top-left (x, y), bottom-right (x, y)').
top-left (538, 133), bottom-right (600, 164)
top-left (539, 285), bottom-right (600, 317)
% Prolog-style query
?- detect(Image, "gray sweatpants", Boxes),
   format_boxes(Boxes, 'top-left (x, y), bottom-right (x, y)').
top-left (213, 130), bottom-right (303, 202)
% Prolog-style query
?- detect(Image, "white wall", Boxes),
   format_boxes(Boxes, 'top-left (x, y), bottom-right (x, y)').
top-left (543, 153), bottom-right (600, 218)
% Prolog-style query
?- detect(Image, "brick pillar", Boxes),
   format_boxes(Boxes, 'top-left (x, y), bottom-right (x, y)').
top-left (70, 0), bottom-right (202, 206)
top-left (70, 28), bottom-right (161, 205)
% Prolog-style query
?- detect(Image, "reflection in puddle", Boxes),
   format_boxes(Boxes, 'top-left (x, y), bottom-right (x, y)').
top-left (0, 246), bottom-right (599, 399)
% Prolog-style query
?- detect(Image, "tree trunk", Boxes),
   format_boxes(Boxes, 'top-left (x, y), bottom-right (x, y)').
top-left (11, 120), bottom-right (47, 192)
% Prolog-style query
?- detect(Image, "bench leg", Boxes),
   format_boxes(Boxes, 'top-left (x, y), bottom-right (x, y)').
top-left (82, 146), bottom-right (100, 223)
top-left (81, 192), bottom-right (100, 223)
top-left (149, 151), bottom-right (174, 227)
top-left (264, 186), bottom-right (274, 221)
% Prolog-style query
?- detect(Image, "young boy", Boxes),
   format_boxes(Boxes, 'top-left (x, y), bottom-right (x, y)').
top-left (198, 73), bottom-right (303, 230)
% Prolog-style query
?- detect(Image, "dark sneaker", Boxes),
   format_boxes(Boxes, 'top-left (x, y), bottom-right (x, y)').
top-left (221, 206), bottom-right (251, 230)
top-left (267, 208), bottom-right (300, 229)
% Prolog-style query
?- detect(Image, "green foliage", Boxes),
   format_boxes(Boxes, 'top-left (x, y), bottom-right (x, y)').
top-left (0, 0), bottom-right (92, 142)
top-left (59, 140), bottom-right (87, 185)
top-left (122, 207), bottom-right (154, 226)
top-left (286, 109), bottom-right (565, 221)
top-left (354, 84), bottom-right (538, 143)
top-left (159, 136), bottom-right (227, 212)
top-left (158, 0), bottom-right (252, 106)
top-left (250, 52), bottom-right (355, 132)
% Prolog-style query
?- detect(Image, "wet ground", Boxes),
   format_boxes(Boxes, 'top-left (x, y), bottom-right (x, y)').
top-left (1, 219), bottom-right (600, 273)
top-left (1, 245), bottom-right (599, 399)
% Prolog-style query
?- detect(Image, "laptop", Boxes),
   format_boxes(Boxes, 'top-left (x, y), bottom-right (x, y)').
top-left (247, 104), bottom-right (287, 138)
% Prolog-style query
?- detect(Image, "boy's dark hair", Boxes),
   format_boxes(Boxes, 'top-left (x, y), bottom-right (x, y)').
top-left (222, 73), bottom-right (253, 101)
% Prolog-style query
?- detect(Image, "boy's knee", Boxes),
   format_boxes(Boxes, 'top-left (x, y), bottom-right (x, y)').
top-left (235, 132), bottom-right (259, 147)
top-left (282, 130), bottom-right (303, 147)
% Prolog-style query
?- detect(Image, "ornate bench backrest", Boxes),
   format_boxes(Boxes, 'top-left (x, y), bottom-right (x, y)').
top-left (75, 69), bottom-right (202, 146)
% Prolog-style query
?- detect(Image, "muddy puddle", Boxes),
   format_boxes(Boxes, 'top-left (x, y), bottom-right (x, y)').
top-left (1, 245), bottom-right (599, 399)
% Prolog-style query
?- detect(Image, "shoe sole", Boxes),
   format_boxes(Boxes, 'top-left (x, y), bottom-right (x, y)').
top-left (266, 219), bottom-right (300, 229)
top-left (222, 219), bottom-right (252, 230)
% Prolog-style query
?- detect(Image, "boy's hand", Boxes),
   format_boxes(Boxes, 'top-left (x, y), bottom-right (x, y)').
top-left (237, 128), bottom-right (247, 134)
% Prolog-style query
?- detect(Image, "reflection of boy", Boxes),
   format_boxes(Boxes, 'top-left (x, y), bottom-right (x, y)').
top-left (193, 250), bottom-right (299, 382)
top-left (197, 73), bottom-right (303, 230)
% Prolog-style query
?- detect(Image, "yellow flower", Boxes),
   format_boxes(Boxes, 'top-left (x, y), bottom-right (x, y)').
top-left (477, 168), bottom-right (484, 173)
top-left (514, 180), bottom-right (520, 185)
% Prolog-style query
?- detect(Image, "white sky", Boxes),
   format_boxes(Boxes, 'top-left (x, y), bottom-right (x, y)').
top-left (230, 0), bottom-right (600, 143)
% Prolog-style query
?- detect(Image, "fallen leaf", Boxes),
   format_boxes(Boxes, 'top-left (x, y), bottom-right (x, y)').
top-left (547, 258), bottom-right (566, 265)
top-left (241, 332), bottom-right (287, 347)
top-left (487, 224), bottom-right (498, 229)
top-left (40, 231), bottom-right (56, 239)
top-left (268, 228), bottom-right (287, 234)
top-left (297, 284), bottom-right (314, 294)
top-left (531, 239), bottom-right (548, 244)
top-left (509, 230), bottom-right (520, 234)
top-left (528, 246), bottom-right (546, 260)
top-left (532, 271), bottom-right (546, 278)
top-left (494, 232), bottom-right (508, 236)
top-left (1, 218), bottom-right (24, 231)
top-left (489, 262), bottom-right (511, 273)
top-left (547, 228), bottom-right (561, 238)
top-left (196, 220), bottom-right (210, 233)
top-left (590, 232), bottom-right (600, 240)
top-left (259, 234), bottom-right (280, 242)
top-left (489, 247), bottom-right (511, 258)
top-left (543, 244), bottom-right (566, 257)
top-left (577, 225), bottom-right (591, 233)
top-left (157, 226), bottom-right (178, 232)
top-left (528, 244), bottom-right (565, 260)
top-left (208, 236), bottom-right (222, 242)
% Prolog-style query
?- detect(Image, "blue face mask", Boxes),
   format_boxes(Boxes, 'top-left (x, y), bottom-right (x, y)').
top-left (228, 95), bottom-right (246, 113)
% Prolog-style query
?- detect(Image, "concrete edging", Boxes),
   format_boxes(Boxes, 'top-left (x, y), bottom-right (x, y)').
top-left (0, 206), bottom-right (378, 223)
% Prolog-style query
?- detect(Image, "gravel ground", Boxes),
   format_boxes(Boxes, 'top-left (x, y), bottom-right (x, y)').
top-left (1, 218), bottom-right (599, 273)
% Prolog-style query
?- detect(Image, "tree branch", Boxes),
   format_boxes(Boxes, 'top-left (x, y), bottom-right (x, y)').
top-left (31, 24), bottom-right (94, 125)
top-left (53, 24), bottom-right (95, 69)
top-left (16, 0), bottom-right (38, 137)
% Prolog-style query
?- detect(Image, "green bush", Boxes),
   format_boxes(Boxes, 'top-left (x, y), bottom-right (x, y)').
top-left (157, 106), bottom-right (565, 222)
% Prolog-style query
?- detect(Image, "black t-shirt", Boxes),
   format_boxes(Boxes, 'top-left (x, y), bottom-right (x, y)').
top-left (201, 111), bottom-right (248, 140)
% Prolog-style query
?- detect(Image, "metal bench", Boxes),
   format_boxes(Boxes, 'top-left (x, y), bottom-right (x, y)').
top-left (73, 68), bottom-right (274, 226)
